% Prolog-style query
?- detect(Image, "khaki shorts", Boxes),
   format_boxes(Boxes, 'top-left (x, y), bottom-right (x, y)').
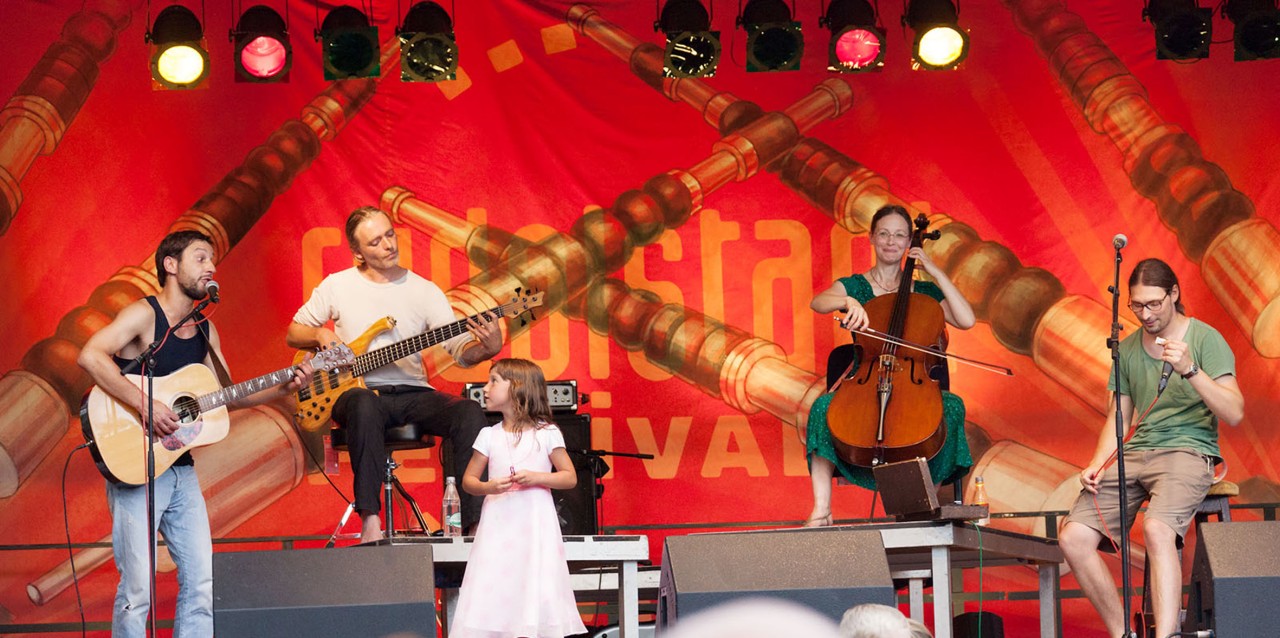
top-left (1065, 448), bottom-right (1215, 551)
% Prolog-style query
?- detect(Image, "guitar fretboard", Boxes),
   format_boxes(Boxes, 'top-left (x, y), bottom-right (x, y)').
top-left (197, 367), bottom-right (300, 412)
top-left (352, 305), bottom-right (513, 376)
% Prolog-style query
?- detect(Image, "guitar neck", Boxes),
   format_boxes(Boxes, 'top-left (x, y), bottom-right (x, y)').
top-left (198, 366), bottom-right (298, 412)
top-left (353, 305), bottom-right (511, 376)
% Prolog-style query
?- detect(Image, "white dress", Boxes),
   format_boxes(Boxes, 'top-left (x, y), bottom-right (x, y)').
top-left (450, 423), bottom-right (588, 638)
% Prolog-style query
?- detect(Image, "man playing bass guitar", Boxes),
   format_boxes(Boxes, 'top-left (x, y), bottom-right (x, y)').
top-left (78, 230), bottom-right (312, 637)
top-left (287, 206), bottom-right (503, 543)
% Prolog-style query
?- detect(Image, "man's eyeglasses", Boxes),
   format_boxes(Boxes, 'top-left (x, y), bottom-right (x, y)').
top-left (1128, 293), bottom-right (1169, 314)
top-left (873, 230), bottom-right (910, 242)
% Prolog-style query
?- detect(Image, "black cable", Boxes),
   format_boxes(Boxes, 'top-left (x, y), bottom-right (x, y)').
top-left (294, 424), bottom-right (353, 506)
top-left (63, 442), bottom-right (92, 638)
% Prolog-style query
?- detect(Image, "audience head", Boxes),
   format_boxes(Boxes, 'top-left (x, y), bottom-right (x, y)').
top-left (906, 617), bottom-right (933, 638)
top-left (838, 603), bottom-right (911, 638)
top-left (661, 597), bottom-right (842, 638)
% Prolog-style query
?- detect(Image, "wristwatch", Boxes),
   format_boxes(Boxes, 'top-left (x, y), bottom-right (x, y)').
top-left (1181, 362), bottom-right (1200, 379)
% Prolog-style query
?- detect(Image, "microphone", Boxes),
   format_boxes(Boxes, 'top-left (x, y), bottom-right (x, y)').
top-left (1112, 233), bottom-right (1128, 250)
top-left (206, 280), bottom-right (221, 303)
top-left (1156, 336), bottom-right (1173, 394)
top-left (1158, 360), bottom-right (1174, 394)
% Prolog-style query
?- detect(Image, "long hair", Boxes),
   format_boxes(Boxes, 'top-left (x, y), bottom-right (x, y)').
top-left (492, 359), bottom-right (554, 441)
top-left (155, 230), bottom-right (213, 287)
top-left (1128, 258), bottom-right (1186, 314)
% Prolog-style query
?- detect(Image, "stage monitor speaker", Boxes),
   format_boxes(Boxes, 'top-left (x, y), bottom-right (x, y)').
top-left (656, 528), bottom-right (893, 629)
top-left (442, 412), bottom-right (597, 535)
top-left (1184, 521), bottom-right (1280, 636)
top-left (953, 611), bottom-right (1004, 638)
top-left (213, 544), bottom-right (436, 638)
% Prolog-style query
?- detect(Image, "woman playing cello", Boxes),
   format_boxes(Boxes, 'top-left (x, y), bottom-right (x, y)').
top-left (805, 205), bottom-right (977, 527)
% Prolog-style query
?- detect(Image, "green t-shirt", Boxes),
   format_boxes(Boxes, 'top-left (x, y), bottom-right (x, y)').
top-left (1110, 317), bottom-right (1236, 458)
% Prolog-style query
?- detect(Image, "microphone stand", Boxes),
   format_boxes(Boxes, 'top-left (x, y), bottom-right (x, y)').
top-left (117, 295), bottom-right (214, 638)
top-left (569, 449), bottom-right (655, 534)
top-left (1105, 245), bottom-right (1138, 638)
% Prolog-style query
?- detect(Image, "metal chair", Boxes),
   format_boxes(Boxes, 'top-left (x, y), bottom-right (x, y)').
top-left (325, 422), bottom-right (437, 546)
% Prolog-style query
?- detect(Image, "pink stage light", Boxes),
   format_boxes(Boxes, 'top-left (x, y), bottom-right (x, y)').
top-left (240, 35), bottom-right (288, 78)
top-left (833, 28), bottom-right (882, 69)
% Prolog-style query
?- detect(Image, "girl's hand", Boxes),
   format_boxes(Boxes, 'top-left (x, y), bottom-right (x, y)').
top-left (511, 469), bottom-right (542, 487)
top-left (488, 475), bottom-right (515, 494)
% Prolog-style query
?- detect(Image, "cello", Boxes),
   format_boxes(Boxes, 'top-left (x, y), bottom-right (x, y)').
top-left (826, 213), bottom-right (948, 468)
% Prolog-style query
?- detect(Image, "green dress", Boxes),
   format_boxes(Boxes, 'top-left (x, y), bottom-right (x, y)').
top-left (807, 274), bottom-right (973, 489)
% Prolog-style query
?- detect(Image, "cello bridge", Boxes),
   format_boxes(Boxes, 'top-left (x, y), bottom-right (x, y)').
top-left (877, 354), bottom-right (898, 370)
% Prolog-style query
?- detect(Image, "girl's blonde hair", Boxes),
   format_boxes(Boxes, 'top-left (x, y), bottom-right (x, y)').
top-left (492, 359), bottom-right (554, 439)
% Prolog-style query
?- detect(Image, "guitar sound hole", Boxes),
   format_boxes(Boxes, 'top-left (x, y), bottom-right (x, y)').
top-left (173, 396), bottom-right (201, 424)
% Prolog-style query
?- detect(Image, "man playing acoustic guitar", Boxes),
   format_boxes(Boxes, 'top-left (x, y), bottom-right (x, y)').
top-left (78, 230), bottom-right (312, 637)
top-left (287, 206), bottom-right (503, 543)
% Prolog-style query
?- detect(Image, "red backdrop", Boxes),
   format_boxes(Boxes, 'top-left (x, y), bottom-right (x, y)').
top-left (2, 1), bottom-right (1279, 635)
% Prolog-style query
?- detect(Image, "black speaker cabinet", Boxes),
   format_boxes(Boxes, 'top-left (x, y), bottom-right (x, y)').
top-left (656, 527), bottom-right (893, 629)
top-left (213, 544), bottom-right (436, 637)
top-left (1185, 521), bottom-right (1280, 636)
top-left (444, 412), bottom-right (598, 535)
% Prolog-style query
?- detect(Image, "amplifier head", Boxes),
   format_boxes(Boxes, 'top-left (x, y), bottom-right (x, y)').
top-left (463, 379), bottom-right (579, 413)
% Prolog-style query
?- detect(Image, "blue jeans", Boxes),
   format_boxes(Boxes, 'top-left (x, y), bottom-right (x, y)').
top-left (106, 465), bottom-right (213, 638)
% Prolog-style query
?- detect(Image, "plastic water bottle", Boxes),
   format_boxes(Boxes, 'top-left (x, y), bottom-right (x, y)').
top-left (973, 475), bottom-right (990, 526)
top-left (442, 477), bottom-right (462, 537)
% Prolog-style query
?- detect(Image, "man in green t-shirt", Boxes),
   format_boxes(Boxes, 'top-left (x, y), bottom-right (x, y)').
top-left (1060, 258), bottom-right (1244, 638)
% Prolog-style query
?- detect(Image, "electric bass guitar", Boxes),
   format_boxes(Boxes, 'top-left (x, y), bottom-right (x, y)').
top-left (293, 289), bottom-right (544, 432)
top-left (80, 346), bottom-right (355, 485)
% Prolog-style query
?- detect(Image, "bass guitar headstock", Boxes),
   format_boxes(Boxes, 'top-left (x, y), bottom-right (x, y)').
top-left (311, 343), bottom-right (356, 372)
top-left (506, 287), bottom-right (545, 328)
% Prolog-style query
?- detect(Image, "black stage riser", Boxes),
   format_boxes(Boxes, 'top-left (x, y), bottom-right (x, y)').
top-left (213, 544), bottom-right (436, 638)
top-left (442, 412), bottom-right (598, 535)
top-left (656, 528), bottom-right (894, 630)
top-left (1185, 521), bottom-right (1280, 636)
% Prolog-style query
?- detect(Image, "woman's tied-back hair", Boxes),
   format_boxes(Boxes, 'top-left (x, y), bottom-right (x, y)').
top-left (1128, 257), bottom-right (1186, 314)
top-left (492, 358), bottom-right (554, 442)
top-left (155, 230), bottom-right (213, 287)
top-left (344, 206), bottom-right (389, 254)
top-left (870, 204), bottom-right (913, 234)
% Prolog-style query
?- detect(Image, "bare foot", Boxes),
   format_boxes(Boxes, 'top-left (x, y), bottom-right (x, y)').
top-left (360, 515), bottom-right (383, 544)
top-left (803, 512), bottom-right (833, 527)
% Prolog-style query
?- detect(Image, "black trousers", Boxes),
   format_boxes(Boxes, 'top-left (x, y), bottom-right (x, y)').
top-left (332, 385), bottom-right (486, 529)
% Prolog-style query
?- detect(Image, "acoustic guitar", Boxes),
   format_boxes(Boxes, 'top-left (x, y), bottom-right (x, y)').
top-left (81, 345), bottom-right (355, 485)
top-left (293, 289), bottom-right (544, 432)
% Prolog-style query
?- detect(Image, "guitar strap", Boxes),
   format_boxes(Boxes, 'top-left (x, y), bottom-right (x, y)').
top-left (194, 321), bottom-right (235, 388)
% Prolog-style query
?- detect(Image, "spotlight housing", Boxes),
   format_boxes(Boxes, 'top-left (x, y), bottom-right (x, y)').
top-left (656, 0), bottom-right (721, 78)
top-left (316, 5), bottom-right (379, 79)
top-left (147, 5), bottom-right (211, 89)
top-left (231, 5), bottom-right (291, 82)
top-left (738, 0), bottom-right (804, 72)
top-left (821, 0), bottom-right (884, 72)
top-left (1143, 0), bottom-right (1212, 60)
top-left (398, 1), bottom-right (458, 82)
top-left (1224, 0), bottom-right (1280, 60)
top-left (904, 0), bottom-right (969, 70)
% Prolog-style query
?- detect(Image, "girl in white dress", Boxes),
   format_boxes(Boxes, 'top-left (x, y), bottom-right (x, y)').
top-left (450, 358), bottom-right (588, 638)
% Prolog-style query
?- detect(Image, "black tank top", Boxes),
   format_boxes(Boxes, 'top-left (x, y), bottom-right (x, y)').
top-left (112, 296), bottom-right (210, 467)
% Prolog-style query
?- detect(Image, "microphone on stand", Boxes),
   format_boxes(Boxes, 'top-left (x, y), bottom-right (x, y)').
top-left (1113, 233), bottom-right (1128, 250)
top-left (206, 280), bottom-right (221, 303)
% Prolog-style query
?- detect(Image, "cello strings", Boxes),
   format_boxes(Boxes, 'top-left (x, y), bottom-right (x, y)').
top-left (832, 318), bottom-right (1014, 376)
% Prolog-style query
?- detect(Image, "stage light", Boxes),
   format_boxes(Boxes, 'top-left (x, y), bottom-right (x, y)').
top-left (903, 0), bottom-right (969, 70)
top-left (1224, 0), bottom-right (1280, 60)
top-left (231, 5), bottom-right (291, 82)
top-left (737, 0), bottom-right (804, 72)
top-left (821, 0), bottom-right (884, 72)
top-left (655, 0), bottom-right (721, 78)
top-left (315, 5), bottom-right (379, 79)
top-left (398, 1), bottom-right (458, 82)
top-left (147, 4), bottom-right (211, 89)
top-left (1143, 0), bottom-right (1212, 60)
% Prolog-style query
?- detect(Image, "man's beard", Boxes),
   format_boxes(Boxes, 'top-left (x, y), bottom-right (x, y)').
top-left (179, 278), bottom-right (204, 301)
